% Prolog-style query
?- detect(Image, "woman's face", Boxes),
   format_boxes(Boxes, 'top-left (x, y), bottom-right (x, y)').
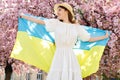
top-left (56, 7), bottom-right (68, 20)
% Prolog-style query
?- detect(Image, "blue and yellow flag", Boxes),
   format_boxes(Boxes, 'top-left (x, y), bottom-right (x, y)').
top-left (10, 15), bottom-right (109, 78)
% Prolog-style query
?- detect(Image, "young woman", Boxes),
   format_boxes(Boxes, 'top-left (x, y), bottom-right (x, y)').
top-left (20, 2), bottom-right (108, 80)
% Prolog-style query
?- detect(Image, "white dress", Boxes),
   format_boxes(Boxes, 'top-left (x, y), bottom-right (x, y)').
top-left (44, 19), bottom-right (90, 80)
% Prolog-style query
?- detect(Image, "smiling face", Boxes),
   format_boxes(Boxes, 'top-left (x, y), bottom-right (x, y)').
top-left (56, 6), bottom-right (68, 20)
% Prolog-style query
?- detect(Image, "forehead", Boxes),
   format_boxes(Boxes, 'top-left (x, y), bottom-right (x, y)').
top-left (57, 6), bottom-right (67, 10)
top-left (57, 7), bottom-right (65, 10)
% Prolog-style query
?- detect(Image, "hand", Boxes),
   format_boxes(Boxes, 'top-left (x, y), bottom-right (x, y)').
top-left (105, 31), bottom-right (109, 38)
top-left (19, 13), bottom-right (24, 18)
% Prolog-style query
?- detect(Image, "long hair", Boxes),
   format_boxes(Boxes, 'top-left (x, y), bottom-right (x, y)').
top-left (58, 6), bottom-right (76, 23)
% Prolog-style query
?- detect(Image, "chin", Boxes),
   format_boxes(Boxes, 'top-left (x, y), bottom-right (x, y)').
top-left (57, 16), bottom-right (62, 19)
top-left (58, 18), bottom-right (62, 20)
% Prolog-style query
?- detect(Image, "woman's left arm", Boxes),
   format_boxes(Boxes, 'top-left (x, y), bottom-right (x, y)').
top-left (88, 31), bottom-right (109, 42)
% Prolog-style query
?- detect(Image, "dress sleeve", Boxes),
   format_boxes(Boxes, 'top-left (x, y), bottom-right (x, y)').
top-left (76, 25), bottom-right (90, 41)
top-left (44, 19), bottom-right (58, 32)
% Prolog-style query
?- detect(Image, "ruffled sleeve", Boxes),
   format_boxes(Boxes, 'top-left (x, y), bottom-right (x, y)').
top-left (76, 25), bottom-right (90, 41)
top-left (44, 19), bottom-right (58, 32)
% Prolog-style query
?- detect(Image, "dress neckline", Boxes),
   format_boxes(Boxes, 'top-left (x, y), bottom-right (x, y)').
top-left (57, 19), bottom-right (77, 25)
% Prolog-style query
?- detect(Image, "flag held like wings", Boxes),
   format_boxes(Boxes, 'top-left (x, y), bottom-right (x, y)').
top-left (11, 15), bottom-right (109, 78)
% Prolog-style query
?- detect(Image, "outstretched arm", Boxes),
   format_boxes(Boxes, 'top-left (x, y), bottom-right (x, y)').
top-left (20, 13), bottom-right (45, 25)
top-left (88, 31), bottom-right (109, 42)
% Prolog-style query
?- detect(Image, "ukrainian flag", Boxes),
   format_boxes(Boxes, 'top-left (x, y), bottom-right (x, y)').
top-left (10, 15), bottom-right (109, 78)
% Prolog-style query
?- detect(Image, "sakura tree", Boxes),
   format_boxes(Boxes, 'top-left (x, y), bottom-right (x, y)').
top-left (0, 0), bottom-right (120, 79)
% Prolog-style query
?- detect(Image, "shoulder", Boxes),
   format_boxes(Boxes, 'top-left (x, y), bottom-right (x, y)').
top-left (75, 24), bottom-right (86, 32)
top-left (44, 18), bottom-right (58, 22)
top-left (74, 20), bottom-right (84, 28)
top-left (44, 18), bottom-right (59, 25)
top-left (74, 20), bottom-right (80, 25)
top-left (49, 18), bottom-right (58, 21)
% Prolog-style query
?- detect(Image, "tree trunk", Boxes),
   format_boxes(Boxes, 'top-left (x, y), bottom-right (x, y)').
top-left (5, 61), bottom-right (13, 80)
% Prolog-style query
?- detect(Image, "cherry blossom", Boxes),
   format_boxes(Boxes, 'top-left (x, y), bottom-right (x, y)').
top-left (0, 0), bottom-right (120, 79)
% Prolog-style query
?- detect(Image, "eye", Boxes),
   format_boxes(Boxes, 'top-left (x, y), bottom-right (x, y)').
top-left (58, 8), bottom-right (61, 11)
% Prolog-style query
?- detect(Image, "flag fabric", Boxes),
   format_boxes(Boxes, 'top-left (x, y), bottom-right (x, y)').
top-left (10, 15), bottom-right (109, 78)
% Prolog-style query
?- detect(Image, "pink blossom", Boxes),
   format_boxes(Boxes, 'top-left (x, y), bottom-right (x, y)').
top-left (0, 0), bottom-right (120, 79)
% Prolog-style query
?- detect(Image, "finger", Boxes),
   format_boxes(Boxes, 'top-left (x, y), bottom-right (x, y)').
top-left (106, 31), bottom-right (108, 35)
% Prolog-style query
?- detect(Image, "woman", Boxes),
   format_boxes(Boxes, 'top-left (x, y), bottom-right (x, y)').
top-left (20, 2), bottom-right (108, 80)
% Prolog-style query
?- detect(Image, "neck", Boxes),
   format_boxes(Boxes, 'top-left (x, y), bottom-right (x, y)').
top-left (62, 15), bottom-right (70, 23)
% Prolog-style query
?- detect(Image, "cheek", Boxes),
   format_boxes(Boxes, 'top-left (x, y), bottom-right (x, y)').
top-left (57, 11), bottom-right (61, 15)
top-left (57, 13), bottom-right (62, 18)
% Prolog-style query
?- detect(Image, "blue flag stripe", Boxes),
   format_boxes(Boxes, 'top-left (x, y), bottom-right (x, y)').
top-left (18, 15), bottom-right (109, 50)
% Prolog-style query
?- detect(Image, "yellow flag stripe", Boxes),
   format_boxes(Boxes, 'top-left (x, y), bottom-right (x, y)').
top-left (11, 31), bottom-right (105, 78)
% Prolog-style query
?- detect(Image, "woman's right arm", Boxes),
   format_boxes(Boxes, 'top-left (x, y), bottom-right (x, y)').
top-left (20, 13), bottom-right (45, 25)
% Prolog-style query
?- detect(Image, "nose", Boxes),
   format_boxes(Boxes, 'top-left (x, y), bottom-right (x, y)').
top-left (57, 12), bottom-right (59, 15)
